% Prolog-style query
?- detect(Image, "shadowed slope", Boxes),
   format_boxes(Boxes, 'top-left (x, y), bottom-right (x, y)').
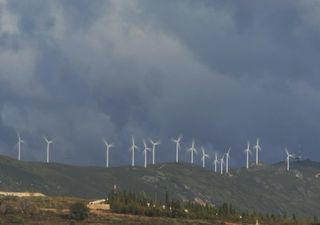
top-left (0, 155), bottom-right (319, 217)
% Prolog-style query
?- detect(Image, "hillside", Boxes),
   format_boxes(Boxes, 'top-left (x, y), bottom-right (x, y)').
top-left (0, 155), bottom-right (319, 218)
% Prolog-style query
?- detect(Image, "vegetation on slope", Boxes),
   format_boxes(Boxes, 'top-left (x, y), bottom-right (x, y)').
top-left (0, 155), bottom-right (319, 218)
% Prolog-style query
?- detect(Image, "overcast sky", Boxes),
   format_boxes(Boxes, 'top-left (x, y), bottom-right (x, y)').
top-left (0, 0), bottom-right (320, 167)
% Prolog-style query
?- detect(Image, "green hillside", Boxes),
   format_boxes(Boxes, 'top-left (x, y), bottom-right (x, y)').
top-left (0, 155), bottom-right (319, 218)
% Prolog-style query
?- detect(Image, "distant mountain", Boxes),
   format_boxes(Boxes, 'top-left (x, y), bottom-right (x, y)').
top-left (0, 155), bottom-right (319, 218)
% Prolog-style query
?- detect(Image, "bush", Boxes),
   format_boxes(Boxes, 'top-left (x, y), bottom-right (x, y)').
top-left (19, 199), bottom-right (39, 216)
top-left (8, 215), bottom-right (24, 224)
top-left (69, 202), bottom-right (89, 221)
top-left (0, 202), bottom-right (17, 215)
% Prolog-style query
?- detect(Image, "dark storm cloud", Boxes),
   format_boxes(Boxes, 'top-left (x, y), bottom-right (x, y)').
top-left (0, 0), bottom-right (319, 167)
top-left (138, 0), bottom-right (320, 82)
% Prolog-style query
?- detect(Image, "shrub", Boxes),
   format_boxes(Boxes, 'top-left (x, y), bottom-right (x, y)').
top-left (19, 199), bottom-right (39, 216)
top-left (0, 202), bottom-right (16, 215)
top-left (69, 202), bottom-right (89, 221)
top-left (8, 215), bottom-right (24, 224)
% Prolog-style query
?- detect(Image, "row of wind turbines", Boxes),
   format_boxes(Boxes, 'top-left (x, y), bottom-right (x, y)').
top-left (14, 134), bottom-right (295, 172)
top-left (15, 134), bottom-right (53, 163)
top-left (103, 135), bottom-right (296, 173)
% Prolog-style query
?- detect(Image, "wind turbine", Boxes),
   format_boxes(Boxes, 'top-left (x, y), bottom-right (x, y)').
top-left (103, 139), bottom-right (114, 168)
top-left (187, 139), bottom-right (197, 164)
top-left (200, 147), bottom-right (209, 168)
top-left (225, 148), bottom-right (231, 174)
top-left (149, 138), bottom-right (160, 165)
top-left (16, 133), bottom-right (25, 161)
top-left (172, 135), bottom-right (182, 163)
top-left (285, 148), bottom-right (294, 171)
top-left (43, 136), bottom-right (54, 163)
top-left (220, 154), bottom-right (225, 175)
top-left (130, 136), bottom-right (139, 167)
top-left (142, 140), bottom-right (151, 168)
top-left (214, 152), bottom-right (219, 173)
top-left (253, 138), bottom-right (262, 165)
top-left (244, 141), bottom-right (252, 169)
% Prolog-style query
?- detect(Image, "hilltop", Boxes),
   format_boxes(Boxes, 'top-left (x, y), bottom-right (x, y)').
top-left (0, 155), bottom-right (319, 218)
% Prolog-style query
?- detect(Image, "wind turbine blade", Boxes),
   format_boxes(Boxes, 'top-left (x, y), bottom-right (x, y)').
top-left (132, 136), bottom-right (135, 144)
top-left (201, 147), bottom-right (205, 155)
top-left (149, 138), bottom-right (154, 145)
top-left (143, 139), bottom-right (148, 149)
top-left (285, 148), bottom-right (289, 155)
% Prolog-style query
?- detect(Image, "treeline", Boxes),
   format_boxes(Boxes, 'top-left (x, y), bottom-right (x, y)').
top-left (107, 189), bottom-right (219, 219)
top-left (106, 189), bottom-right (319, 224)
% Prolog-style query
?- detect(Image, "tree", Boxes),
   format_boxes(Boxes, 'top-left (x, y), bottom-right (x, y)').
top-left (292, 213), bottom-right (297, 222)
top-left (69, 202), bottom-right (89, 221)
top-left (165, 191), bottom-right (170, 206)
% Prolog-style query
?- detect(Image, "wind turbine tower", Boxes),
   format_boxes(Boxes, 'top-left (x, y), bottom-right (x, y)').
top-left (103, 139), bottom-right (114, 168)
top-left (130, 136), bottom-right (139, 167)
top-left (225, 148), bottom-right (231, 174)
top-left (149, 139), bottom-right (160, 165)
top-left (285, 148), bottom-right (294, 171)
top-left (200, 147), bottom-right (209, 168)
top-left (254, 138), bottom-right (262, 165)
top-left (142, 140), bottom-right (151, 168)
top-left (220, 154), bottom-right (225, 175)
top-left (214, 152), bottom-right (219, 173)
top-left (187, 139), bottom-right (197, 164)
top-left (172, 135), bottom-right (182, 163)
top-left (244, 141), bottom-right (252, 169)
top-left (44, 137), bottom-right (53, 163)
top-left (16, 133), bottom-right (25, 161)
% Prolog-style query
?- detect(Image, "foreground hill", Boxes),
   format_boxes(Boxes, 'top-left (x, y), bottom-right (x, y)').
top-left (0, 196), bottom-right (223, 225)
top-left (0, 155), bottom-right (319, 218)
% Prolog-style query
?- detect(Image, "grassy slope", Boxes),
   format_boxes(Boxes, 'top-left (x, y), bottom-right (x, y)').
top-left (0, 196), bottom-right (308, 225)
top-left (0, 155), bottom-right (319, 217)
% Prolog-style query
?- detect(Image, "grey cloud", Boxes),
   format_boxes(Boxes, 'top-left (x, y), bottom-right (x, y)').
top-left (0, 0), bottom-right (319, 167)
top-left (138, 0), bottom-right (320, 82)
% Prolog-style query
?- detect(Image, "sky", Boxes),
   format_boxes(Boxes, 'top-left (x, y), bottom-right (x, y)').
top-left (0, 0), bottom-right (320, 168)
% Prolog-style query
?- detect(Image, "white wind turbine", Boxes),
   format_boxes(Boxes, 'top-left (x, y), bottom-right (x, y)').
top-left (214, 152), bottom-right (219, 173)
top-left (244, 141), bottom-right (252, 169)
top-left (149, 138), bottom-right (160, 165)
top-left (225, 148), bottom-right (231, 174)
top-left (200, 147), bottom-right (209, 168)
top-left (142, 140), bottom-right (151, 168)
top-left (172, 135), bottom-right (182, 163)
top-left (16, 133), bottom-right (25, 161)
top-left (103, 139), bottom-right (114, 168)
top-left (130, 136), bottom-right (139, 167)
top-left (254, 138), bottom-right (262, 165)
top-left (187, 139), bottom-right (197, 164)
top-left (220, 154), bottom-right (225, 175)
top-left (285, 148), bottom-right (294, 171)
top-left (43, 136), bottom-right (54, 163)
